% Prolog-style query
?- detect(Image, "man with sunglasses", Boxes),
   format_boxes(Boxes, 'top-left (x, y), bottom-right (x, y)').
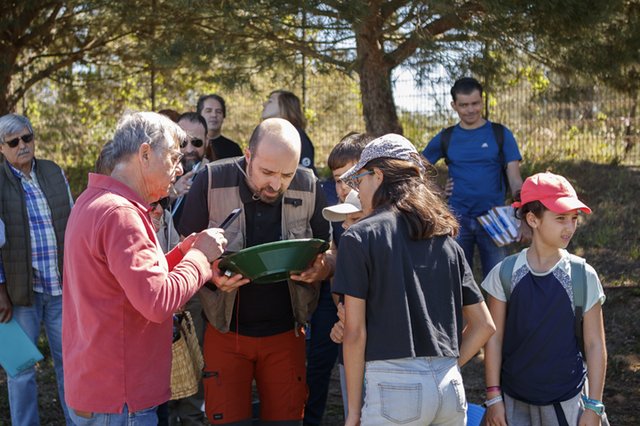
top-left (170, 112), bottom-right (210, 230)
top-left (0, 113), bottom-right (75, 425)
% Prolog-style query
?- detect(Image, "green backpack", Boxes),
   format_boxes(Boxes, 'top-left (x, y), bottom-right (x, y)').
top-left (498, 253), bottom-right (588, 356)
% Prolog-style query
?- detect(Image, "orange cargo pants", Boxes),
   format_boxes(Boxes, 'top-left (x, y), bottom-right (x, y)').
top-left (203, 324), bottom-right (307, 425)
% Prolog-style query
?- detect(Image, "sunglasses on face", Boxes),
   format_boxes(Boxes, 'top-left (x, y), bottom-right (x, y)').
top-left (180, 138), bottom-right (204, 149)
top-left (150, 197), bottom-right (171, 210)
top-left (4, 133), bottom-right (34, 148)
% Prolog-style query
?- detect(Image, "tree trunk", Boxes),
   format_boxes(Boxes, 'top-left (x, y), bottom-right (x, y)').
top-left (0, 93), bottom-right (11, 116)
top-left (355, 16), bottom-right (403, 136)
top-left (0, 48), bottom-right (18, 115)
top-left (357, 58), bottom-right (403, 136)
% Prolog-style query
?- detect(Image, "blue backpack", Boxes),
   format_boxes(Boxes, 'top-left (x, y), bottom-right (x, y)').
top-left (498, 253), bottom-right (588, 355)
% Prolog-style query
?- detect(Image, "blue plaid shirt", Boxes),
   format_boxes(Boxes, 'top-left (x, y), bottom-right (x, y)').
top-left (0, 161), bottom-right (73, 295)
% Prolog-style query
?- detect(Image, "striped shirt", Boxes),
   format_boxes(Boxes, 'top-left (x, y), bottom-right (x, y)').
top-left (0, 160), bottom-right (73, 294)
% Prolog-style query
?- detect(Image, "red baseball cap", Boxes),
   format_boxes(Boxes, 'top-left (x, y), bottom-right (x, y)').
top-left (512, 172), bottom-right (591, 214)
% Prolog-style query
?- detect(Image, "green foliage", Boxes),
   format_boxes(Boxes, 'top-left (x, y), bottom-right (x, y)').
top-left (543, 0), bottom-right (640, 94)
top-left (398, 109), bottom-right (454, 152)
top-left (17, 61), bottom-right (366, 195)
top-left (219, 68), bottom-right (365, 164)
top-left (513, 67), bottom-right (550, 94)
top-left (1, 0), bottom-right (638, 186)
top-left (3, 0), bottom-right (639, 138)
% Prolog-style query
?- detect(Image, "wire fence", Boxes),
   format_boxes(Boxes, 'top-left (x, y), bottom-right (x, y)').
top-left (21, 66), bottom-right (638, 190)
top-left (392, 75), bottom-right (639, 166)
top-left (220, 71), bottom-right (640, 169)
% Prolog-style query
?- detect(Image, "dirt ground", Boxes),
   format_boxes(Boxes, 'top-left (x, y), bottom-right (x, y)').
top-left (1, 286), bottom-right (638, 425)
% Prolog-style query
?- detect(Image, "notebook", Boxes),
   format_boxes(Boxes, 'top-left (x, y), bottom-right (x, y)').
top-left (0, 318), bottom-right (44, 377)
top-left (477, 206), bottom-right (520, 247)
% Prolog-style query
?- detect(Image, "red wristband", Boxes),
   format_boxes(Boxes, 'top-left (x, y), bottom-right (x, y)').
top-left (486, 386), bottom-right (502, 393)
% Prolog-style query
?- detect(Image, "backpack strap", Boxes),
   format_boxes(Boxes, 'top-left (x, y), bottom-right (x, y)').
top-left (490, 122), bottom-right (509, 195)
top-left (568, 254), bottom-right (588, 356)
top-left (491, 122), bottom-right (505, 166)
top-left (499, 252), bottom-right (588, 357)
top-left (440, 126), bottom-right (455, 165)
top-left (498, 254), bottom-right (518, 302)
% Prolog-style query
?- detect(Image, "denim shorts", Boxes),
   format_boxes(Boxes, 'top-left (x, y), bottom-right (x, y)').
top-left (360, 356), bottom-right (466, 426)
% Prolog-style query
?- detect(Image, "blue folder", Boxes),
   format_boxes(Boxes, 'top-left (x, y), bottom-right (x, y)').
top-left (0, 318), bottom-right (44, 377)
top-left (467, 403), bottom-right (486, 426)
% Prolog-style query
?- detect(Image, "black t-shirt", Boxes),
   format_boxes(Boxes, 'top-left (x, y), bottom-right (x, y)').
top-left (178, 164), bottom-right (330, 337)
top-left (332, 209), bottom-right (483, 362)
top-left (206, 135), bottom-right (243, 161)
top-left (171, 166), bottom-right (207, 229)
top-left (297, 128), bottom-right (316, 176)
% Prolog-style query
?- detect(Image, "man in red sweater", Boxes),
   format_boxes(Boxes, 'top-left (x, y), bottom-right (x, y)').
top-left (63, 111), bottom-right (227, 424)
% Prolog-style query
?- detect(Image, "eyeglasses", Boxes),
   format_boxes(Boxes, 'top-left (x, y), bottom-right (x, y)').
top-left (346, 170), bottom-right (374, 190)
top-left (180, 138), bottom-right (204, 149)
top-left (4, 133), bottom-right (34, 148)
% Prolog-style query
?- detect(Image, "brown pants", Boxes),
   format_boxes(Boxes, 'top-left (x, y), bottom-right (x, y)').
top-left (203, 325), bottom-right (307, 424)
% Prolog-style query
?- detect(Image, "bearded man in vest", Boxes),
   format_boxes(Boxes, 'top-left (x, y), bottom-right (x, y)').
top-left (179, 118), bottom-right (332, 426)
top-left (0, 113), bottom-right (74, 425)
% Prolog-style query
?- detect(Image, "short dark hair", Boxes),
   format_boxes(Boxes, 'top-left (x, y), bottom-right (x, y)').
top-left (451, 77), bottom-right (483, 102)
top-left (157, 109), bottom-right (181, 123)
top-left (196, 94), bottom-right (227, 117)
top-left (327, 132), bottom-right (374, 171)
top-left (177, 112), bottom-right (208, 135)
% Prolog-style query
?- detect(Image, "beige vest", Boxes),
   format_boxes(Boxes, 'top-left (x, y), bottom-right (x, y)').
top-left (198, 157), bottom-right (320, 333)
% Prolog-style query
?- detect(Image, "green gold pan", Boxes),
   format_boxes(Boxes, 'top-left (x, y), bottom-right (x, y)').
top-left (219, 238), bottom-right (330, 284)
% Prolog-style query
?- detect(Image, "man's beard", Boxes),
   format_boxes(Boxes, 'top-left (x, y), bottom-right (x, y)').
top-left (246, 163), bottom-right (284, 204)
top-left (252, 186), bottom-right (284, 204)
top-left (182, 153), bottom-right (203, 172)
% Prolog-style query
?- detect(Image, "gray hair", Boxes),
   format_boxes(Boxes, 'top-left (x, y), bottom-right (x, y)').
top-left (110, 111), bottom-right (186, 166)
top-left (0, 114), bottom-right (34, 143)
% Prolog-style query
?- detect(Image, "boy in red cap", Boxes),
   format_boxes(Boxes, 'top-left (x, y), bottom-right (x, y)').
top-left (482, 172), bottom-right (608, 426)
